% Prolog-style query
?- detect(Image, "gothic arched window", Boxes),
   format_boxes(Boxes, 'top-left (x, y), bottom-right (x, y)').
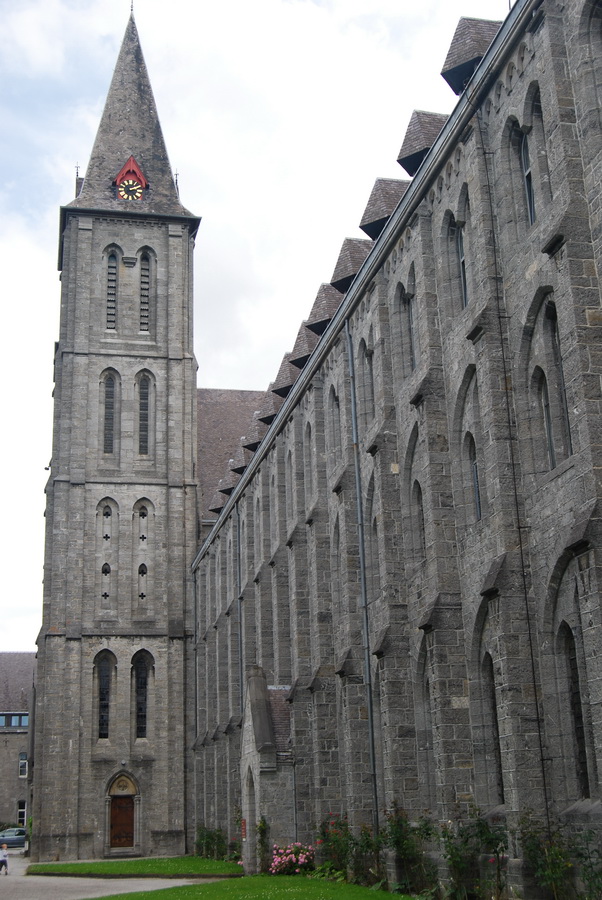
top-left (303, 422), bottom-right (314, 511)
top-left (465, 432), bottom-right (482, 522)
top-left (358, 338), bottom-right (376, 426)
top-left (365, 479), bottom-right (381, 600)
top-left (106, 252), bottom-right (118, 330)
top-left (100, 370), bottom-right (121, 461)
top-left (482, 652), bottom-right (504, 805)
top-left (132, 499), bottom-right (154, 614)
top-left (457, 223), bottom-right (468, 308)
top-left (139, 375), bottom-right (150, 455)
top-left (447, 213), bottom-right (470, 313)
top-left (412, 479), bottom-right (426, 559)
top-left (95, 652), bottom-right (116, 739)
top-left (327, 386), bottom-right (342, 464)
top-left (406, 293), bottom-right (418, 369)
top-left (285, 449), bottom-right (295, 524)
top-left (139, 253), bottom-right (151, 332)
top-left (527, 297), bottom-right (572, 473)
top-left (558, 621), bottom-right (590, 798)
top-left (533, 368), bottom-right (556, 468)
top-left (520, 131), bottom-right (536, 225)
top-left (103, 375), bottom-right (116, 454)
top-left (132, 652), bottom-right (153, 739)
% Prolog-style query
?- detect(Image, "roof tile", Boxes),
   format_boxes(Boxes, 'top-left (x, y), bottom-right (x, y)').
top-left (442, 18), bottom-right (502, 94)
top-left (360, 178), bottom-right (411, 240)
top-left (397, 110), bottom-right (449, 176)
top-left (330, 238), bottom-right (373, 294)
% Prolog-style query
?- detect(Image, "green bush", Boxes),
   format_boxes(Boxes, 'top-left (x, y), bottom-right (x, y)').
top-left (441, 810), bottom-right (508, 900)
top-left (195, 824), bottom-right (228, 859)
top-left (518, 813), bottom-right (574, 900)
top-left (384, 806), bottom-right (437, 895)
top-left (256, 815), bottom-right (271, 873)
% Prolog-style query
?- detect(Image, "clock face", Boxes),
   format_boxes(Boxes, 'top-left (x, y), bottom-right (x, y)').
top-left (118, 179), bottom-right (143, 200)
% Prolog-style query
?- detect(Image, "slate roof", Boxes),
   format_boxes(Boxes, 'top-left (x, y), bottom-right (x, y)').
top-left (272, 354), bottom-right (300, 398)
top-left (241, 414), bottom-right (268, 451)
top-left (397, 110), bottom-right (449, 176)
top-left (360, 178), bottom-right (411, 240)
top-left (290, 323), bottom-right (319, 369)
top-left (257, 387), bottom-right (284, 424)
top-left (69, 15), bottom-right (196, 222)
top-left (330, 238), bottom-right (373, 294)
top-left (217, 471), bottom-right (240, 495)
top-left (0, 653), bottom-right (35, 712)
top-left (442, 18), bottom-right (502, 95)
top-left (306, 283), bottom-right (345, 335)
top-left (229, 444), bottom-right (255, 475)
top-left (197, 388), bottom-right (265, 522)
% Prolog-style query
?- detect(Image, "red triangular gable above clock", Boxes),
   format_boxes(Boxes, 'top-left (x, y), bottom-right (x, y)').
top-left (114, 156), bottom-right (148, 188)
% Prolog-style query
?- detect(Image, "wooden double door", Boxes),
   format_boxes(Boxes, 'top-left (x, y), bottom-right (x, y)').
top-left (110, 795), bottom-right (134, 848)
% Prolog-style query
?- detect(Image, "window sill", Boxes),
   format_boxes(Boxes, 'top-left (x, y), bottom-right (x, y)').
top-left (535, 455), bottom-right (574, 487)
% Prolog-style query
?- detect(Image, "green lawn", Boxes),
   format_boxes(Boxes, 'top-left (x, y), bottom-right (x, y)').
top-left (27, 856), bottom-right (241, 877)
top-left (91, 874), bottom-right (413, 899)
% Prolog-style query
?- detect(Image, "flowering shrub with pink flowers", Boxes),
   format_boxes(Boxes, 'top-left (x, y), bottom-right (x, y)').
top-left (269, 841), bottom-right (315, 875)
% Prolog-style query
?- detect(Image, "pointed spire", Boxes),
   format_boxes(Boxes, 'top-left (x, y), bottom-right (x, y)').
top-left (69, 14), bottom-right (194, 218)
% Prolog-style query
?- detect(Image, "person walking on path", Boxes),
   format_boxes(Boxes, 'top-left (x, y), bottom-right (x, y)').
top-left (0, 843), bottom-right (9, 874)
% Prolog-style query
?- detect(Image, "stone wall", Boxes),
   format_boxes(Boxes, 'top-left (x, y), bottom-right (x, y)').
top-left (193, 0), bottom-right (602, 884)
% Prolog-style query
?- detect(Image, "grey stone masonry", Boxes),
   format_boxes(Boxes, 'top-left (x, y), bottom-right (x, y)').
top-left (33, 0), bottom-right (602, 891)
top-left (193, 0), bottom-right (602, 891)
top-left (33, 14), bottom-right (199, 861)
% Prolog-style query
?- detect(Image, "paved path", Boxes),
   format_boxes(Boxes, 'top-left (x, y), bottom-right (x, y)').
top-left (0, 852), bottom-right (222, 899)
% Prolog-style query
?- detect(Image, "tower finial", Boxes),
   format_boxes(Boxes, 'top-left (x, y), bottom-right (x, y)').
top-left (131, 0), bottom-right (134, 12)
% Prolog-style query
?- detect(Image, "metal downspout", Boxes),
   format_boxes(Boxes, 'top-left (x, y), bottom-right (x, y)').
top-left (236, 501), bottom-right (244, 716)
top-left (345, 318), bottom-right (379, 836)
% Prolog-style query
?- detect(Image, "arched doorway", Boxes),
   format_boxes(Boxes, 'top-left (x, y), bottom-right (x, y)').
top-left (107, 773), bottom-right (139, 852)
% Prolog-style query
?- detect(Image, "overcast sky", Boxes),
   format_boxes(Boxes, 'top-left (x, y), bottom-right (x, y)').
top-left (0, 0), bottom-right (514, 653)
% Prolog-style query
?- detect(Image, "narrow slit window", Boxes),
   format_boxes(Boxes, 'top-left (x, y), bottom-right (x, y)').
top-left (107, 253), bottom-right (117, 329)
top-left (457, 225), bottom-right (468, 308)
top-left (406, 297), bottom-right (417, 369)
top-left (134, 656), bottom-right (149, 738)
top-left (104, 375), bottom-right (115, 454)
top-left (483, 653), bottom-right (505, 804)
top-left (140, 254), bottom-right (150, 332)
top-left (413, 480), bottom-right (426, 558)
top-left (521, 132), bottom-right (536, 225)
top-left (468, 435), bottom-right (482, 521)
top-left (98, 657), bottom-right (111, 739)
top-left (138, 563), bottom-right (148, 601)
top-left (139, 375), bottom-right (150, 455)
top-left (541, 374), bottom-right (556, 469)
top-left (561, 623), bottom-right (590, 798)
top-left (547, 303), bottom-right (573, 457)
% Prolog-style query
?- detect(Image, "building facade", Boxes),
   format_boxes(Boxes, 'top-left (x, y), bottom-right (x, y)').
top-left (193, 0), bottom-right (602, 881)
top-left (34, 0), bottom-right (602, 887)
top-left (0, 653), bottom-right (35, 830)
top-left (32, 17), bottom-right (199, 860)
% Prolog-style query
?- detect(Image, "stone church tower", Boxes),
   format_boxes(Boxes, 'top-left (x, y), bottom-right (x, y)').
top-left (32, 15), bottom-right (199, 859)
